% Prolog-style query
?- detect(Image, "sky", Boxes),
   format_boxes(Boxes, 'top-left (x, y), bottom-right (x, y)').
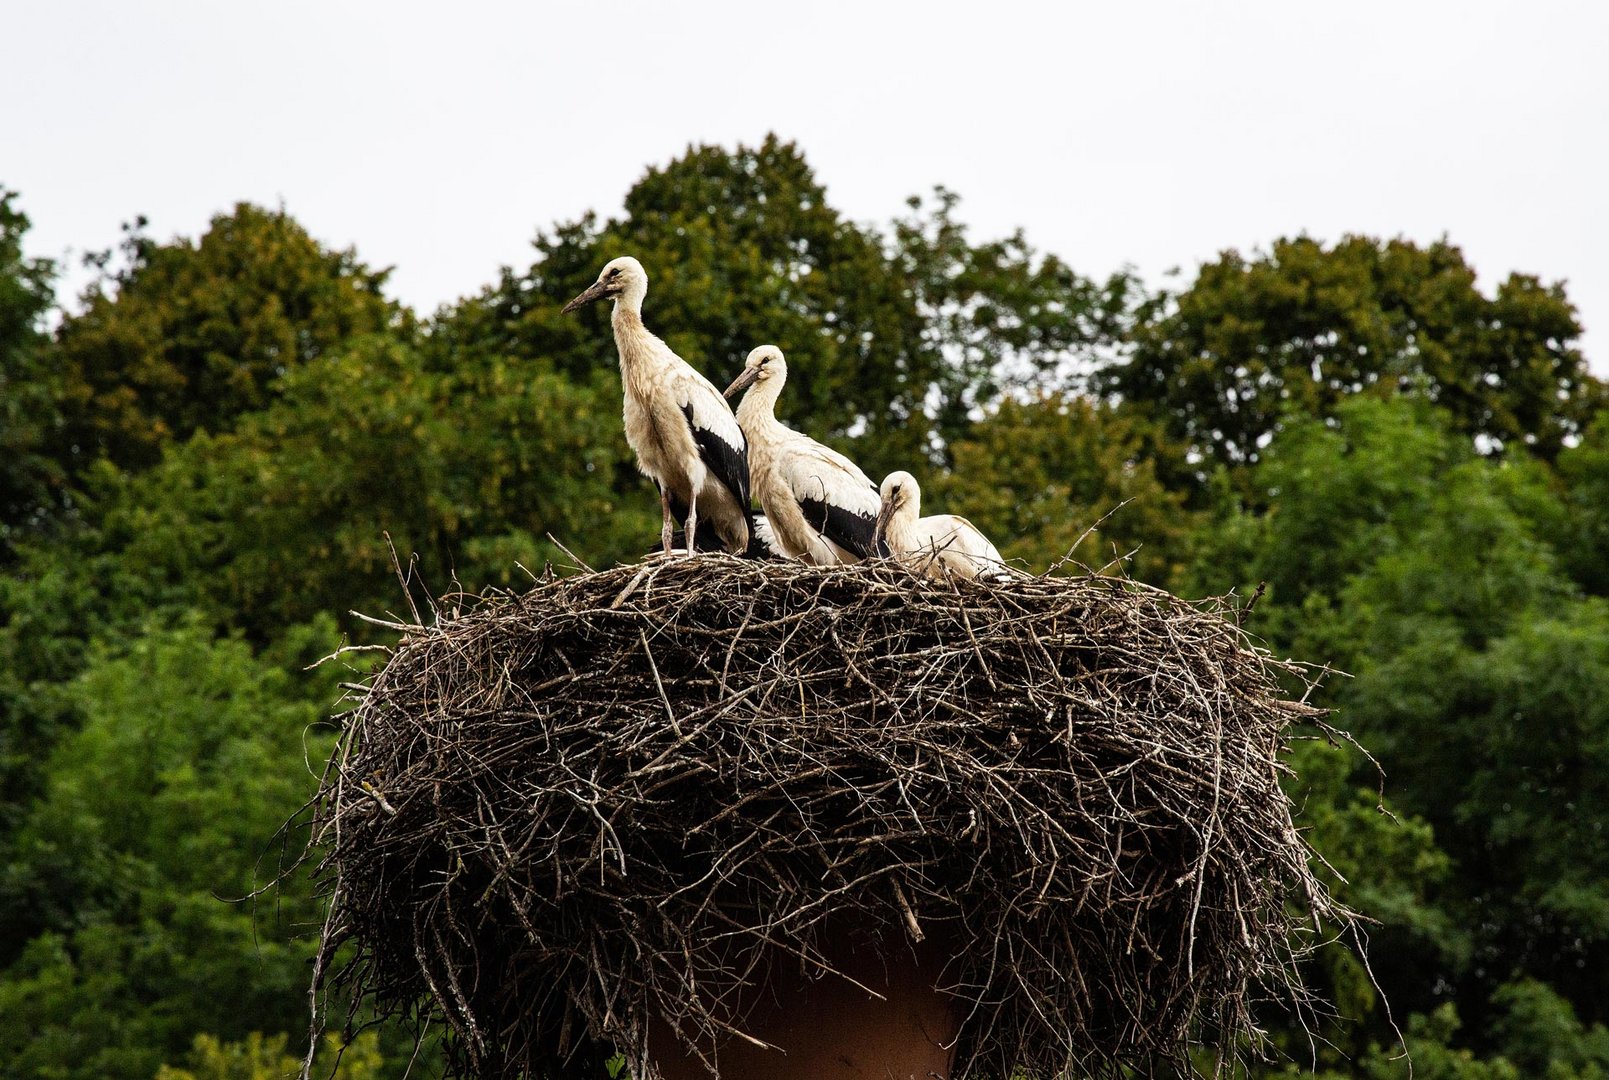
top-left (5, 0), bottom-right (1607, 369)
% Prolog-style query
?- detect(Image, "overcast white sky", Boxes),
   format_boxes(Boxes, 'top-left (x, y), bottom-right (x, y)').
top-left (5, 1), bottom-right (1606, 369)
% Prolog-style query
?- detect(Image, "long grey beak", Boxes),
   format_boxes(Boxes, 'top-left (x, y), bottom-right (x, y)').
top-left (723, 367), bottom-right (760, 400)
top-left (561, 280), bottom-right (611, 314)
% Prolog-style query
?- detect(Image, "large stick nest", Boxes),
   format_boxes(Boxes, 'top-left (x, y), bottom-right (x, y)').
top-left (308, 555), bottom-right (1347, 1078)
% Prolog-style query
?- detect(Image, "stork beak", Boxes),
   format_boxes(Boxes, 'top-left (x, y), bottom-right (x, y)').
top-left (723, 366), bottom-right (761, 400)
top-left (873, 497), bottom-right (895, 550)
top-left (561, 280), bottom-right (611, 314)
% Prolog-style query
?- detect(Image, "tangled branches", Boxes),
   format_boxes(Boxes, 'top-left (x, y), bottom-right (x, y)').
top-left (307, 554), bottom-right (1348, 1078)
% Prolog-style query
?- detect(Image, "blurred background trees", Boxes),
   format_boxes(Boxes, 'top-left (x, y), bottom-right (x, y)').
top-left (0, 139), bottom-right (1603, 1078)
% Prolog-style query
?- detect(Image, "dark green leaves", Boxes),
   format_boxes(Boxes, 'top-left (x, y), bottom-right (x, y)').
top-left (1103, 235), bottom-right (1602, 474)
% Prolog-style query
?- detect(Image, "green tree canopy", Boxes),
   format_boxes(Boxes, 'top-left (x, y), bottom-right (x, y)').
top-left (155, 1031), bottom-right (383, 1080)
top-left (52, 203), bottom-right (400, 475)
top-left (78, 335), bottom-right (646, 642)
top-left (0, 622), bottom-right (333, 1079)
top-left (1186, 396), bottom-right (1609, 1036)
top-left (0, 187), bottom-right (63, 556)
top-left (1103, 236), bottom-right (1601, 473)
top-left (1556, 410), bottom-right (1609, 597)
top-left (932, 392), bottom-right (1194, 583)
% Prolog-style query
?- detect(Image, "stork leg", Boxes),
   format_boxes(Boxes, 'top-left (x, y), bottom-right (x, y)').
top-left (659, 486), bottom-right (674, 556)
top-left (684, 499), bottom-right (699, 556)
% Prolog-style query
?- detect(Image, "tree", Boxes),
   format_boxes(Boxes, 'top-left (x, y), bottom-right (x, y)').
top-left (1344, 598), bottom-right (1609, 1014)
top-left (1102, 235), bottom-right (1600, 474)
top-left (1185, 396), bottom-right (1609, 1047)
top-left (889, 187), bottom-right (1144, 443)
top-left (1556, 410), bottom-right (1609, 597)
top-left (51, 204), bottom-right (400, 474)
top-left (0, 621), bottom-right (337, 1079)
top-left (0, 187), bottom-right (63, 557)
top-left (444, 138), bottom-right (930, 478)
top-left (76, 335), bottom-right (650, 641)
top-left (1180, 395), bottom-right (1464, 656)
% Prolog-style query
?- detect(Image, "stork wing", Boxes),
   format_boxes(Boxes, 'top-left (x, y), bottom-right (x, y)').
top-left (677, 380), bottom-right (751, 510)
top-left (938, 514), bottom-right (1007, 570)
top-left (747, 512), bottom-right (784, 559)
top-left (781, 440), bottom-right (883, 560)
top-left (960, 518), bottom-right (1006, 565)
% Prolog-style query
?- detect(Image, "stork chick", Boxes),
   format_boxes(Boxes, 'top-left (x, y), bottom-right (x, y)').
top-left (562, 257), bottom-right (750, 555)
top-left (724, 346), bottom-right (881, 564)
top-left (875, 471), bottom-right (1009, 581)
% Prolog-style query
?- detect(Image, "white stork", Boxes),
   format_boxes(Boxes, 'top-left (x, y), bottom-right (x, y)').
top-left (723, 346), bottom-right (883, 565)
top-left (562, 257), bottom-right (751, 555)
top-left (874, 471), bottom-right (1010, 581)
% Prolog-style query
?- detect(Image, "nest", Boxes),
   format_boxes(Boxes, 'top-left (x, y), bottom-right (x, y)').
top-left (307, 555), bottom-right (1347, 1079)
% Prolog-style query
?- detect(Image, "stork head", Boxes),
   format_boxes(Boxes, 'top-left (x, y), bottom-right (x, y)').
top-left (723, 344), bottom-right (787, 400)
top-left (561, 256), bottom-right (647, 314)
top-left (875, 470), bottom-right (921, 545)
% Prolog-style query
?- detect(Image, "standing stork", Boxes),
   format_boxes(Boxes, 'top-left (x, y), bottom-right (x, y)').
top-left (562, 257), bottom-right (751, 555)
top-left (874, 471), bottom-right (1010, 580)
top-left (723, 346), bottom-right (882, 565)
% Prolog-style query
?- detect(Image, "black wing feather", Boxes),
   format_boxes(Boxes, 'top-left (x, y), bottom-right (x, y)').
top-left (798, 493), bottom-right (884, 560)
top-left (681, 402), bottom-right (751, 510)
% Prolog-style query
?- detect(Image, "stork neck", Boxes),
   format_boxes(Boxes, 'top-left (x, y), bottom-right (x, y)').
top-left (735, 376), bottom-right (786, 430)
top-left (610, 303), bottom-right (655, 367)
top-left (611, 294), bottom-right (645, 325)
top-left (883, 506), bottom-right (921, 552)
top-left (901, 486), bottom-right (922, 521)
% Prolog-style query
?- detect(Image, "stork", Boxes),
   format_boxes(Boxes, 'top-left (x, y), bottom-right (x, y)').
top-left (874, 471), bottom-right (1010, 581)
top-left (723, 346), bottom-right (882, 565)
top-left (562, 257), bottom-right (751, 555)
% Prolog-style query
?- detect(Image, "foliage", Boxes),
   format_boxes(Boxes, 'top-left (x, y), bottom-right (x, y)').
top-left (1556, 411), bottom-right (1609, 596)
top-left (1346, 600), bottom-right (1609, 1004)
top-left (888, 187), bottom-right (1144, 437)
top-left (0, 187), bottom-right (63, 557)
top-left (1290, 986), bottom-right (1609, 1080)
top-left (1103, 235), bottom-right (1602, 473)
top-left (0, 621), bottom-right (336, 1079)
top-left (441, 136), bottom-right (1131, 477)
top-left (1489, 978), bottom-right (1609, 1078)
top-left (934, 392), bottom-right (1195, 582)
top-left (52, 204), bottom-right (399, 475)
top-left (87, 335), bottom-right (648, 641)
top-left (1184, 394), bottom-right (1609, 1045)
top-left (155, 1031), bottom-right (383, 1080)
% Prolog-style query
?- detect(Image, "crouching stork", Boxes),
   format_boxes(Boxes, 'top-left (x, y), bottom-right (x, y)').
top-left (875, 471), bottom-right (1010, 580)
top-left (562, 257), bottom-right (751, 555)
